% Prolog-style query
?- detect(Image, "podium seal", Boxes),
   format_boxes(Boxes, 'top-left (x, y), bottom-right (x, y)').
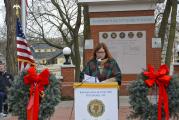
top-left (87, 99), bottom-right (105, 117)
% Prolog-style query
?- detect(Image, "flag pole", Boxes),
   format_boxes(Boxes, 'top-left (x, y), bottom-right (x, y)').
top-left (21, 0), bottom-right (26, 36)
top-left (13, 4), bottom-right (20, 73)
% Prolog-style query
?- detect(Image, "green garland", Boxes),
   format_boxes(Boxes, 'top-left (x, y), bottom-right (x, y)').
top-left (128, 74), bottom-right (179, 120)
top-left (8, 71), bottom-right (61, 120)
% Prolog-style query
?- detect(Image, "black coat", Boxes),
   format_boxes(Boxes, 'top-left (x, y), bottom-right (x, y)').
top-left (0, 72), bottom-right (13, 93)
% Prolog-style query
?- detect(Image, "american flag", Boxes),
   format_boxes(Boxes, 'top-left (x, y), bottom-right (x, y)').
top-left (20, 0), bottom-right (29, 14)
top-left (16, 18), bottom-right (36, 72)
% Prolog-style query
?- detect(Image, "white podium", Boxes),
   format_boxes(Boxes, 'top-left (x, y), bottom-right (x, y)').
top-left (74, 82), bottom-right (119, 120)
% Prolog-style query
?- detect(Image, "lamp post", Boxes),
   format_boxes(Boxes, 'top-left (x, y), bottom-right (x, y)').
top-left (63, 47), bottom-right (71, 65)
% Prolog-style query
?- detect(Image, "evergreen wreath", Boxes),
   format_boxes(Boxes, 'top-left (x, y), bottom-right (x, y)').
top-left (128, 66), bottom-right (179, 120)
top-left (8, 70), bottom-right (61, 120)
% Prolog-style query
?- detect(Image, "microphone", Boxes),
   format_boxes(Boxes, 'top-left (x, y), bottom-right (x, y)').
top-left (97, 59), bottom-right (102, 68)
top-left (97, 58), bottom-right (102, 64)
top-left (94, 59), bottom-right (101, 83)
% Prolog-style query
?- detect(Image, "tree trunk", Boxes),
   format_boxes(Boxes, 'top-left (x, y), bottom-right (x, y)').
top-left (73, 34), bottom-right (81, 82)
top-left (165, 0), bottom-right (177, 67)
top-left (83, 5), bottom-right (91, 66)
top-left (158, 0), bottom-right (171, 49)
top-left (4, 0), bottom-right (18, 76)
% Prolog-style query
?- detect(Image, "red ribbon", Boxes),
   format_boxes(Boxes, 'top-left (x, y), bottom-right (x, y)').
top-left (144, 64), bottom-right (171, 120)
top-left (24, 67), bottom-right (50, 120)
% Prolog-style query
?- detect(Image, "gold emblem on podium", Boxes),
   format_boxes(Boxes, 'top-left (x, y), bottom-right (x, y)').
top-left (87, 99), bottom-right (105, 117)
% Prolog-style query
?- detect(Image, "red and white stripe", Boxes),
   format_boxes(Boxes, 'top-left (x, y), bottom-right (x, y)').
top-left (17, 37), bottom-right (35, 72)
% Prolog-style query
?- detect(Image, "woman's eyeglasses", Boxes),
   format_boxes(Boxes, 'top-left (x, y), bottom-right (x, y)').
top-left (96, 51), bottom-right (105, 54)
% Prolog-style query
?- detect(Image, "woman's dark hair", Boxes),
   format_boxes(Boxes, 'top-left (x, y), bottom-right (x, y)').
top-left (92, 42), bottom-right (112, 59)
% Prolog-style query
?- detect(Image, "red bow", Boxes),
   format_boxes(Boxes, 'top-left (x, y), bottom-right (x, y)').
top-left (24, 67), bottom-right (50, 120)
top-left (144, 64), bottom-right (171, 120)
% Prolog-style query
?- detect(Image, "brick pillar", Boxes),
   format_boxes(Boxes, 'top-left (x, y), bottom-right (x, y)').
top-left (61, 65), bottom-right (75, 99)
top-left (152, 48), bottom-right (162, 70)
top-left (173, 63), bottom-right (179, 74)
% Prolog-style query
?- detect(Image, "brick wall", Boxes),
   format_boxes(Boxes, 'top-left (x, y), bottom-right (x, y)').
top-left (152, 48), bottom-right (162, 71)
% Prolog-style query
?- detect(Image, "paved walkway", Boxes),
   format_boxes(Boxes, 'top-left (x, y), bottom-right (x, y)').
top-left (5, 96), bottom-right (132, 120)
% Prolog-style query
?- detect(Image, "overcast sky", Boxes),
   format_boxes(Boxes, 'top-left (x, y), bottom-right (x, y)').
top-left (0, 2), bottom-right (5, 27)
top-left (0, 2), bottom-right (179, 28)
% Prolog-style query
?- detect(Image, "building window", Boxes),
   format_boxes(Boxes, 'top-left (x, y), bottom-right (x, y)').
top-left (53, 48), bottom-right (56, 52)
top-left (45, 49), bottom-right (48, 52)
top-left (47, 58), bottom-right (57, 65)
top-left (40, 59), bottom-right (46, 65)
top-left (35, 49), bottom-right (41, 52)
top-left (41, 49), bottom-right (45, 52)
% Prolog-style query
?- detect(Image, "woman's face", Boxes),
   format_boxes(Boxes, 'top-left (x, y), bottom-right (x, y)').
top-left (0, 64), bottom-right (5, 72)
top-left (96, 48), bottom-right (106, 60)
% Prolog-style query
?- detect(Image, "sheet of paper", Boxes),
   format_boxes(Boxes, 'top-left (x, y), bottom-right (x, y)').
top-left (83, 74), bottom-right (99, 83)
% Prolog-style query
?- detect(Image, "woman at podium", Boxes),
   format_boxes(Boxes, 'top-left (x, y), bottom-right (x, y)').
top-left (80, 42), bottom-right (121, 85)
